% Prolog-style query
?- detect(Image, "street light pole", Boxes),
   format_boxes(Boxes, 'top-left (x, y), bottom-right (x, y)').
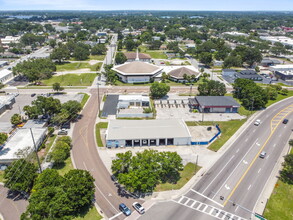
top-left (30, 128), bottom-right (42, 173)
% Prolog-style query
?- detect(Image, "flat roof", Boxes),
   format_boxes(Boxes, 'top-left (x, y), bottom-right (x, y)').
top-left (0, 128), bottom-right (47, 163)
top-left (118, 95), bottom-right (150, 102)
top-left (107, 119), bottom-right (191, 140)
top-left (195, 96), bottom-right (240, 108)
top-left (0, 69), bottom-right (12, 79)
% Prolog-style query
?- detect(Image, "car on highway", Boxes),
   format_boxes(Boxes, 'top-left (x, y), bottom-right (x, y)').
top-left (31, 93), bottom-right (36, 97)
top-left (254, 119), bottom-right (261, 126)
top-left (119, 203), bottom-right (131, 216)
top-left (283, 119), bottom-right (289, 124)
top-left (259, 151), bottom-right (266, 159)
top-left (133, 202), bottom-right (145, 214)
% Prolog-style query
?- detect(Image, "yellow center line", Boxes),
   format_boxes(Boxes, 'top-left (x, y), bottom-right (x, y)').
top-left (223, 104), bottom-right (293, 206)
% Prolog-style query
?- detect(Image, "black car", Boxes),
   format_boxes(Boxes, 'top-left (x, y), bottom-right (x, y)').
top-left (31, 93), bottom-right (36, 97)
top-left (61, 122), bottom-right (71, 129)
top-left (283, 119), bottom-right (289, 124)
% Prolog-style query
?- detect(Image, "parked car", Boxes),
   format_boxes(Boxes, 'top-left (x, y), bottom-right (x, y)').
top-left (259, 151), bottom-right (266, 159)
top-left (283, 119), bottom-right (289, 124)
top-left (133, 202), bottom-right (145, 214)
top-left (31, 93), bottom-right (36, 97)
top-left (119, 203), bottom-right (131, 216)
top-left (58, 129), bottom-right (68, 135)
top-left (61, 122), bottom-right (71, 129)
top-left (254, 119), bottom-right (261, 126)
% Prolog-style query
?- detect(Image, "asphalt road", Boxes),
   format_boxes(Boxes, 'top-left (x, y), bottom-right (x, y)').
top-left (0, 185), bottom-right (28, 220)
top-left (140, 97), bottom-right (293, 220)
top-left (71, 88), bottom-right (139, 220)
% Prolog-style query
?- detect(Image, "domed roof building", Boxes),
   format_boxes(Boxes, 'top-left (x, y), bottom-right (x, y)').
top-left (112, 50), bottom-right (162, 83)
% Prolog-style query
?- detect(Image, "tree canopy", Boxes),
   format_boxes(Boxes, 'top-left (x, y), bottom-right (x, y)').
top-left (111, 150), bottom-right (183, 193)
top-left (10, 113), bottom-right (22, 126)
top-left (115, 52), bottom-right (127, 64)
top-left (198, 80), bottom-right (227, 96)
top-left (150, 82), bottom-right (170, 99)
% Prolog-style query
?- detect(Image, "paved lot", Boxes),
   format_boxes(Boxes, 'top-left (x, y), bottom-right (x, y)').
top-left (98, 145), bottom-right (218, 175)
top-left (156, 105), bottom-right (245, 121)
top-left (102, 94), bottom-right (119, 117)
top-left (189, 126), bottom-right (218, 142)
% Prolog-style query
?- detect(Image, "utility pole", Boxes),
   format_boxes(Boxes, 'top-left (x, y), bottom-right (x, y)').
top-left (30, 128), bottom-right (42, 173)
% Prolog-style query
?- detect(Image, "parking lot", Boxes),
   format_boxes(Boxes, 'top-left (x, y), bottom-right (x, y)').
top-left (155, 104), bottom-right (245, 121)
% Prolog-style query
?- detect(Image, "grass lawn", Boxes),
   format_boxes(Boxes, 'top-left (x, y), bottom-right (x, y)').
top-left (70, 55), bottom-right (105, 61)
top-left (264, 180), bottom-right (293, 220)
top-left (266, 91), bottom-right (293, 107)
top-left (79, 93), bottom-right (90, 108)
top-left (40, 134), bottom-right (57, 162)
top-left (96, 122), bottom-right (108, 147)
top-left (53, 157), bottom-right (74, 176)
top-left (155, 163), bottom-right (201, 191)
top-left (186, 120), bottom-right (247, 152)
top-left (56, 62), bottom-right (102, 72)
top-left (73, 205), bottom-right (103, 220)
top-left (145, 50), bottom-right (168, 59)
top-left (0, 171), bottom-right (4, 183)
top-left (42, 73), bottom-right (97, 86)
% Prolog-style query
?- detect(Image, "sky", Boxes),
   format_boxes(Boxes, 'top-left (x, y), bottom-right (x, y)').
top-left (1, 0), bottom-right (293, 11)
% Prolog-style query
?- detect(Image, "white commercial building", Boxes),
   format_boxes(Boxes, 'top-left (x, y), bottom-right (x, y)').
top-left (0, 128), bottom-right (47, 164)
top-left (0, 36), bottom-right (20, 45)
top-left (260, 36), bottom-right (293, 47)
top-left (0, 69), bottom-right (13, 83)
top-left (117, 95), bottom-right (150, 109)
top-left (0, 95), bottom-right (15, 115)
top-left (270, 64), bottom-right (293, 81)
top-left (106, 119), bottom-right (191, 148)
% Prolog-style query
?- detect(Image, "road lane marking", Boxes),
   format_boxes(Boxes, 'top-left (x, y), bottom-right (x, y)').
top-left (258, 168), bottom-right (262, 173)
top-left (201, 155), bottom-right (235, 194)
top-left (83, 162), bottom-right (119, 213)
top-left (212, 138), bottom-right (259, 200)
top-left (245, 138), bottom-right (248, 142)
top-left (243, 160), bottom-right (248, 164)
top-left (225, 184), bottom-right (230, 190)
top-left (108, 212), bottom-right (123, 220)
top-left (256, 143), bottom-right (260, 146)
top-left (224, 104), bottom-right (293, 206)
top-left (267, 155), bottom-right (270, 159)
top-left (253, 129), bottom-right (256, 133)
top-left (190, 189), bottom-right (224, 207)
top-left (273, 144), bottom-right (276, 148)
top-left (236, 148), bottom-right (240, 153)
top-left (248, 185), bottom-right (252, 190)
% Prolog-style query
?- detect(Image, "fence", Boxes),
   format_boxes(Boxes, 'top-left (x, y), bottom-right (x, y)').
top-left (191, 125), bottom-right (221, 145)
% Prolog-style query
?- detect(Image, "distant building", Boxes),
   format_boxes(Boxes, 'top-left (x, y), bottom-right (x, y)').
top-left (117, 95), bottom-right (150, 109)
top-left (260, 58), bottom-right (281, 67)
top-left (167, 66), bottom-right (200, 82)
top-left (190, 96), bottom-right (240, 113)
top-left (0, 61), bottom-right (8, 68)
top-left (222, 69), bottom-right (237, 77)
top-left (123, 52), bottom-right (151, 62)
top-left (260, 36), bottom-right (293, 47)
top-left (0, 36), bottom-right (20, 45)
top-left (223, 32), bottom-right (249, 37)
top-left (0, 69), bottom-right (13, 83)
top-left (152, 36), bottom-right (160, 41)
top-left (270, 64), bottom-right (293, 81)
top-left (97, 32), bottom-right (107, 36)
top-left (0, 95), bottom-right (15, 115)
top-left (235, 70), bottom-right (263, 81)
top-left (186, 44), bottom-right (196, 48)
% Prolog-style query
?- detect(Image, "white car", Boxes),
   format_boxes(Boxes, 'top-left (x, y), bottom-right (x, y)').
top-left (133, 202), bottom-right (145, 214)
top-left (254, 119), bottom-right (261, 126)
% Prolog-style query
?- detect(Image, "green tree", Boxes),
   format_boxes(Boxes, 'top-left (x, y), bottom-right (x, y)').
top-left (10, 113), bottom-right (22, 126)
top-left (91, 44), bottom-right (107, 55)
top-left (33, 169), bottom-right (64, 191)
top-left (115, 52), bottom-right (127, 64)
top-left (72, 43), bottom-right (90, 60)
top-left (150, 82), bottom-right (170, 99)
top-left (52, 82), bottom-right (64, 92)
top-left (280, 154), bottom-right (293, 184)
top-left (50, 141), bottom-right (71, 164)
top-left (0, 133), bottom-right (8, 145)
top-left (198, 80), bottom-right (227, 96)
top-left (161, 72), bottom-right (169, 83)
top-left (4, 159), bottom-right (38, 193)
top-left (50, 45), bottom-right (70, 63)
top-left (64, 170), bottom-right (95, 212)
top-left (199, 52), bottom-right (213, 66)
top-left (48, 39), bottom-right (56, 48)
top-left (223, 55), bottom-right (242, 68)
top-left (124, 39), bottom-right (136, 51)
top-left (103, 64), bottom-right (118, 85)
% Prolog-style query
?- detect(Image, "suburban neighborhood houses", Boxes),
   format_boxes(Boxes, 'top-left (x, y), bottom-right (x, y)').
top-left (0, 8), bottom-right (292, 220)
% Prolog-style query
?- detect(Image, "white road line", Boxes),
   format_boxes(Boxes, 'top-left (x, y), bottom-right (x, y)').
top-left (212, 138), bottom-right (259, 199)
top-left (178, 196), bottom-right (185, 203)
top-left (191, 189), bottom-right (224, 207)
top-left (236, 148), bottom-right (240, 153)
top-left (248, 185), bottom-right (252, 190)
top-left (258, 168), bottom-right (262, 173)
top-left (253, 129), bottom-right (256, 133)
top-left (196, 203), bottom-right (203, 210)
top-left (202, 155), bottom-right (235, 194)
top-left (108, 212), bottom-right (123, 220)
top-left (191, 201), bottom-right (196, 207)
top-left (209, 207), bottom-right (214, 214)
top-left (273, 143), bottom-right (276, 148)
top-left (83, 162), bottom-right (119, 213)
top-left (235, 205), bottom-right (239, 212)
top-left (184, 198), bottom-right (190, 205)
top-left (267, 155), bottom-right (270, 159)
top-left (202, 205), bottom-right (208, 212)
top-left (245, 138), bottom-right (248, 142)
